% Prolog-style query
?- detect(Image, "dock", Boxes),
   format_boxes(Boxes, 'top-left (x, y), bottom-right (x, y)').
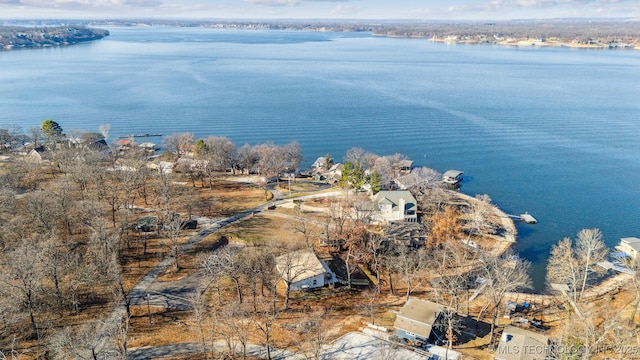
top-left (508, 212), bottom-right (538, 224)
top-left (118, 133), bottom-right (163, 139)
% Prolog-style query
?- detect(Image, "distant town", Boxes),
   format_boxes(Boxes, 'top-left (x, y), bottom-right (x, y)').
top-left (2, 18), bottom-right (640, 50)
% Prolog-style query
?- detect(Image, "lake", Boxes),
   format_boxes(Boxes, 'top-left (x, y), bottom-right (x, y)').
top-left (1, 26), bottom-right (639, 290)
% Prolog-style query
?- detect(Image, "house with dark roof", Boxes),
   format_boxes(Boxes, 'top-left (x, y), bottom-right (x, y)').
top-left (394, 297), bottom-right (444, 344)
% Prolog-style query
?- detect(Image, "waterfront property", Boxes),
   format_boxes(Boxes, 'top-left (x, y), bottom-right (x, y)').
top-left (496, 325), bottom-right (549, 360)
top-left (372, 190), bottom-right (418, 223)
top-left (615, 237), bottom-right (640, 259)
top-left (394, 297), bottom-right (444, 344)
top-left (442, 170), bottom-right (464, 185)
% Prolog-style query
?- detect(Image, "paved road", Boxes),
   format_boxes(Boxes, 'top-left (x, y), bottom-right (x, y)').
top-left (127, 331), bottom-right (435, 360)
top-left (92, 184), bottom-right (344, 359)
top-left (129, 340), bottom-right (304, 360)
top-left (92, 192), bottom-right (285, 358)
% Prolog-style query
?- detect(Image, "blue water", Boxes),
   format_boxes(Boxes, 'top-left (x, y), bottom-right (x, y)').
top-left (1, 26), bottom-right (639, 290)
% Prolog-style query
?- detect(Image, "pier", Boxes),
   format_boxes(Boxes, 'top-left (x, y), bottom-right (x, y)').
top-left (508, 212), bottom-right (538, 224)
top-left (118, 133), bottom-right (163, 139)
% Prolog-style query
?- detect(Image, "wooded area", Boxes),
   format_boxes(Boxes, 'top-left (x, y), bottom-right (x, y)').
top-left (0, 123), bottom-right (638, 359)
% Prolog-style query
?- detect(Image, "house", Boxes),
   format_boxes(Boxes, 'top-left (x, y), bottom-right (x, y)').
top-left (327, 163), bottom-right (344, 183)
top-left (275, 249), bottom-right (336, 291)
top-left (372, 190), bottom-right (418, 223)
top-left (393, 159), bottom-right (414, 177)
top-left (138, 142), bottom-right (158, 154)
top-left (116, 138), bottom-right (134, 153)
top-left (615, 237), bottom-right (640, 260)
top-left (495, 325), bottom-right (549, 360)
top-left (394, 297), bottom-right (444, 344)
top-left (25, 146), bottom-right (46, 163)
top-left (311, 156), bottom-right (328, 172)
top-left (442, 170), bottom-right (464, 184)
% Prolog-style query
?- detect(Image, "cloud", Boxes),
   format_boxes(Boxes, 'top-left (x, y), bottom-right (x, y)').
top-left (244, 0), bottom-right (300, 6)
top-left (244, 0), bottom-right (349, 6)
top-left (4, 0), bottom-right (162, 9)
top-left (331, 4), bottom-right (363, 15)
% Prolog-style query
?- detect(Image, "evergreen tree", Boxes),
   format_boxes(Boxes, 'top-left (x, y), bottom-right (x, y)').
top-left (41, 119), bottom-right (63, 139)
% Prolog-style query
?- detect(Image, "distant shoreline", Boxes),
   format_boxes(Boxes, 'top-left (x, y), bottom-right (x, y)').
top-left (1, 19), bottom-right (638, 52)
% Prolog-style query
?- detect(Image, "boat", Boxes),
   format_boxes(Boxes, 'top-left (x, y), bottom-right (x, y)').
top-left (442, 169), bottom-right (464, 184)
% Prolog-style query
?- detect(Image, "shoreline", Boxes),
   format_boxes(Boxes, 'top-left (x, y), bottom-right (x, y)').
top-left (452, 191), bottom-right (517, 257)
top-left (429, 36), bottom-right (638, 50)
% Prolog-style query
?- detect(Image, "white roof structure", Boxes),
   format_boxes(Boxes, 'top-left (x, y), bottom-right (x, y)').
top-left (496, 325), bottom-right (549, 360)
top-left (275, 249), bottom-right (331, 283)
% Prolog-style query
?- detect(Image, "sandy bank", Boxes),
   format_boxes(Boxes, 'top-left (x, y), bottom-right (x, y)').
top-left (450, 191), bottom-right (517, 257)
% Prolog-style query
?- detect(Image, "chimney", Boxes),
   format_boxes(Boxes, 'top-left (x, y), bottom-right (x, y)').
top-left (398, 198), bottom-right (405, 220)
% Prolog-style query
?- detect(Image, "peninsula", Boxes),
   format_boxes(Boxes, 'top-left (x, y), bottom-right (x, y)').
top-left (0, 25), bottom-right (109, 50)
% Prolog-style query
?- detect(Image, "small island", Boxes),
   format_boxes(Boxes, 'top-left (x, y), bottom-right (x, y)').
top-left (0, 26), bottom-right (109, 50)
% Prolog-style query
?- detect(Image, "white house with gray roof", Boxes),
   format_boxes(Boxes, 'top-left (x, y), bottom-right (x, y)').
top-left (372, 190), bottom-right (418, 223)
top-left (275, 249), bottom-right (336, 291)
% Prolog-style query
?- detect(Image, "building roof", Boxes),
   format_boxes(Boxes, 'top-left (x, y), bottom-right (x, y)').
top-left (372, 191), bottom-right (417, 212)
top-left (443, 170), bottom-right (463, 178)
top-left (312, 156), bottom-right (327, 168)
top-left (496, 325), bottom-right (549, 360)
top-left (275, 249), bottom-right (329, 283)
top-left (394, 297), bottom-right (443, 339)
top-left (620, 237), bottom-right (640, 251)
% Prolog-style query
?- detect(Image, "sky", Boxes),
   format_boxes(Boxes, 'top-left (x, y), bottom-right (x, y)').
top-left (0, 0), bottom-right (639, 21)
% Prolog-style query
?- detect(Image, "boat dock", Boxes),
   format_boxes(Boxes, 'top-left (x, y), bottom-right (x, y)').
top-left (118, 133), bottom-right (162, 139)
top-left (508, 212), bottom-right (538, 224)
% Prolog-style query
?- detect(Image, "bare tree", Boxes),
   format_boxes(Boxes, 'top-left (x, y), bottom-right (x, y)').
top-left (428, 205), bottom-right (464, 252)
top-left (236, 143), bottom-right (257, 175)
top-left (360, 289), bottom-right (380, 325)
top-left (282, 141), bottom-right (303, 173)
top-left (203, 246), bottom-right (244, 303)
top-left (547, 228), bottom-right (608, 305)
top-left (2, 238), bottom-right (44, 339)
top-left (292, 202), bottom-right (315, 248)
top-left (344, 147), bottom-right (366, 165)
top-left (430, 243), bottom-right (472, 351)
top-left (220, 302), bottom-right (251, 360)
top-left (29, 126), bottom-right (44, 148)
top-left (301, 308), bottom-right (327, 360)
top-left (111, 315), bottom-right (130, 360)
top-left (253, 298), bottom-right (276, 360)
top-left (165, 213), bottom-right (184, 270)
top-left (39, 232), bottom-right (71, 307)
top-left (47, 322), bottom-right (102, 360)
top-left (162, 132), bottom-right (194, 158)
top-left (395, 245), bottom-right (427, 302)
top-left (274, 246), bottom-right (315, 311)
top-left (479, 251), bottom-right (531, 346)
top-left (190, 291), bottom-right (207, 357)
